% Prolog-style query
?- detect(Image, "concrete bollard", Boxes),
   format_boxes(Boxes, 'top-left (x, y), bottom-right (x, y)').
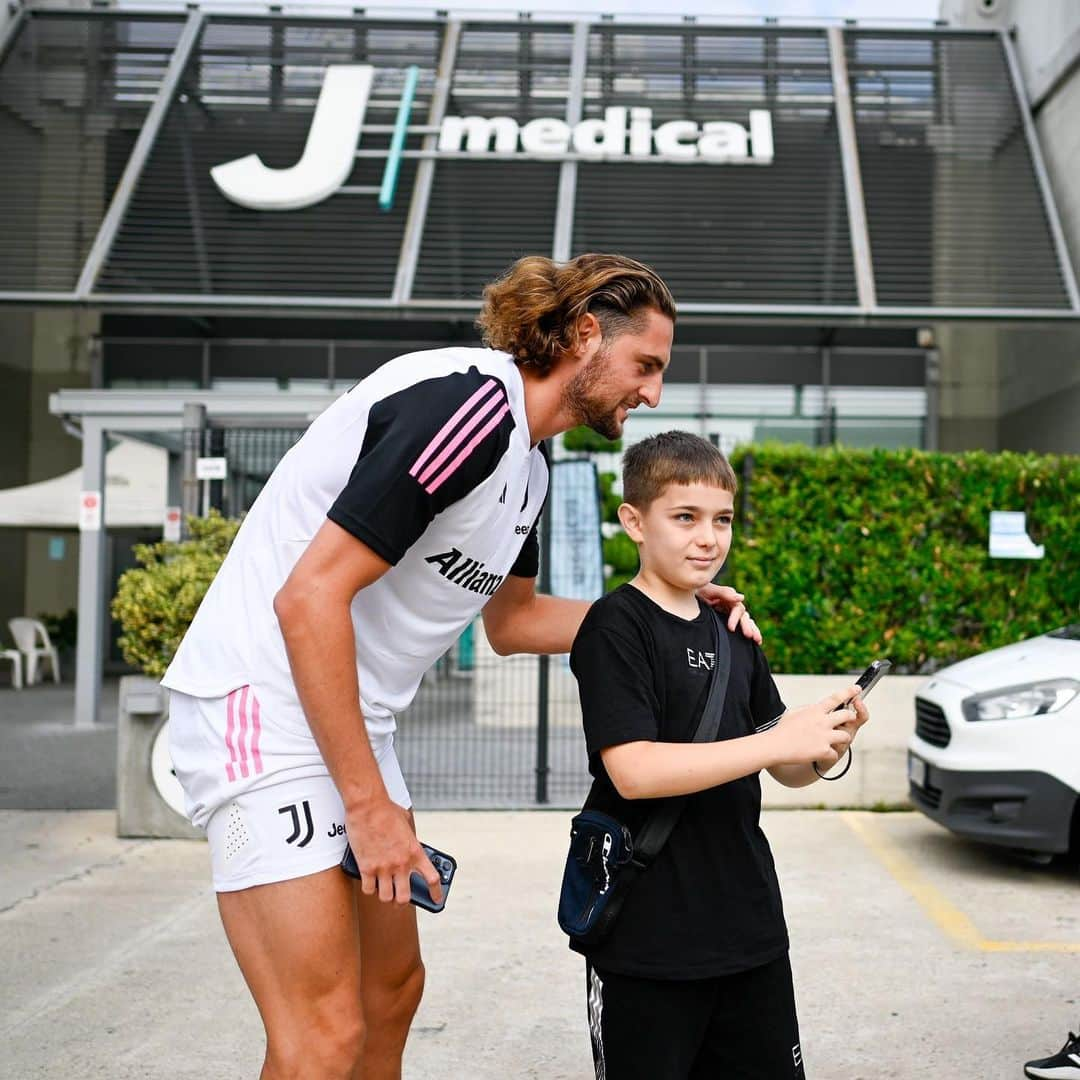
top-left (116, 675), bottom-right (202, 839)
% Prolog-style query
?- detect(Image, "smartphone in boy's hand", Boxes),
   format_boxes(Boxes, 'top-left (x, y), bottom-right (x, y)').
top-left (845, 659), bottom-right (891, 705)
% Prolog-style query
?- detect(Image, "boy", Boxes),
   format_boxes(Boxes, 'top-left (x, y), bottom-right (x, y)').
top-left (569, 431), bottom-right (869, 1080)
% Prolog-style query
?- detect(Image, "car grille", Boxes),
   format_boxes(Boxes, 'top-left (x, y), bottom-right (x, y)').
top-left (909, 779), bottom-right (942, 810)
top-left (915, 698), bottom-right (951, 748)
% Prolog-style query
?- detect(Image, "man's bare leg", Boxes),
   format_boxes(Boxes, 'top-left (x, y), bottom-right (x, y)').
top-left (354, 887), bottom-right (424, 1080)
top-left (218, 868), bottom-right (366, 1079)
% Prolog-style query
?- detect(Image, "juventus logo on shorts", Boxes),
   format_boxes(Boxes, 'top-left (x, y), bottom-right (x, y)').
top-left (279, 800), bottom-right (315, 847)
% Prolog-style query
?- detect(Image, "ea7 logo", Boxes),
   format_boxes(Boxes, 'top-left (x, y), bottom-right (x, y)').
top-left (279, 800), bottom-right (315, 847)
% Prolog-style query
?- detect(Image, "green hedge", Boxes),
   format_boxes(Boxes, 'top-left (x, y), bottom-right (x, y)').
top-left (563, 425), bottom-right (622, 454)
top-left (724, 445), bottom-right (1080, 674)
top-left (111, 511), bottom-right (241, 677)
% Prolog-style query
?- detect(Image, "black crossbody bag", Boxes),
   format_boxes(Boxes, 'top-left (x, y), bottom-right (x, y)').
top-left (557, 609), bottom-right (731, 946)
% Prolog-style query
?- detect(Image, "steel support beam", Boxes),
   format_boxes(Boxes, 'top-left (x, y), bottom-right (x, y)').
top-left (181, 403), bottom-right (206, 532)
top-left (1000, 30), bottom-right (1080, 310)
top-left (16, 4), bottom-right (998, 33)
top-left (552, 21), bottom-right (589, 262)
top-left (0, 291), bottom-right (1063, 321)
top-left (0, 289), bottom-right (1068, 321)
top-left (924, 348), bottom-right (940, 451)
top-left (74, 10), bottom-right (205, 298)
top-left (51, 388), bottom-right (339, 422)
top-left (0, 4), bottom-right (28, 67)
top-left (70, 418), bottom-right (184, 730)
top-left (827, 26), bottom-right (877, 312)
top-left (74, 420), bottom-right (107, 729)
top-left (391, 20), bottom-right (461, 304)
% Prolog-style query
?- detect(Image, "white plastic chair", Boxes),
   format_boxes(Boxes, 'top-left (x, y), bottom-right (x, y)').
top-left (8, 618), bottom-right (61, 686)
top-left (1, 648), bottom-right (22, 689)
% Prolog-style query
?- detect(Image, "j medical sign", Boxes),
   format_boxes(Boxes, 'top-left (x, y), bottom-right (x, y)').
top-left (211, 64), bottom-right (774, 213)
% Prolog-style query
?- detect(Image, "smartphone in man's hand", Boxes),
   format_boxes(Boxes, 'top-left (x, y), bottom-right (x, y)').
top-left (340, 842), bottom-right (457, 913)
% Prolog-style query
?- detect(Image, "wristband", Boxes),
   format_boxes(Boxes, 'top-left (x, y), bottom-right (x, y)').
top-left (813, 747), bottom-right (852, 781)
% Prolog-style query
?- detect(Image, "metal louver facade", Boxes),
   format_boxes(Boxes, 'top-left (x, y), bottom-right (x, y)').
top-left (0, 5), bottom-right (1076, 318)
top-left (0, 12), bottom-right (185, 293)
top-left (412, 24), bottom-right (572, 299)
top-left (97, 17), bottom-right (443, 299)
top-left (572, 27), bottom-right (857, 306)
top-left (848, 31), bottom-right (1071, 309)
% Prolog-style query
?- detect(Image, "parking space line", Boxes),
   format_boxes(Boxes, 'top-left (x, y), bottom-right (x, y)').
top-left (840, 812), bottom-right (1080, 953)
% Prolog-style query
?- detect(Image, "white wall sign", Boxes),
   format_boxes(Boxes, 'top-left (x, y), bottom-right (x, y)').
top-left (163, 506), bottom-right (182, 542)
top-left (211, 64), bottom-right (775, 212)
top-left (989, 510), bottom-right (1045, 559)
top-left (79, 490), bottom-right (102, 531)
top-left (195, 457), bottom-right (228, 481)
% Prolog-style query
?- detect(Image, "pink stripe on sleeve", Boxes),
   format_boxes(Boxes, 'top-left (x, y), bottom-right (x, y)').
top-left (250, 693), bottom-right (264, 776)
top-left (416, 388), bottom-right (506, 486)
top-left (236, 685), bottom-right (251, 779)
top-left (224, 690), bottom-right (238, 783)
top-left (425, 402), bottom-right (512, 495)
top-left (409, 378), bottom-right (498, 478)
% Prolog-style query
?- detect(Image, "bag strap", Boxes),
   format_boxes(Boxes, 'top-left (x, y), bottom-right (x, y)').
top-left (631, 607), bottom-right (731, 867)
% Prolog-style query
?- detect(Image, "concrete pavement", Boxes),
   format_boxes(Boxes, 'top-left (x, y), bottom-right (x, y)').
top-left (0, 679), bottom-right (119, 809)
top-left (2, 807), bottom-right (1078, 1079)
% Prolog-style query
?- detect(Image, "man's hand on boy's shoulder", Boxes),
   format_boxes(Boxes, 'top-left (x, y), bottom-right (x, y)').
top-left (696, 584), bottom-right (762, 643)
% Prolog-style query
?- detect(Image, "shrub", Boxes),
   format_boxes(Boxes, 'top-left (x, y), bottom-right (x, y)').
top-left (725, 444), bottom-right (1080, 673)
top-left (563, 425), bottom-right (622, 454)
top-left (603, 530), bottom-right (639, 577)
top-left (110, 511), bottom-right (241, 677)
top-left (598, 470), bottom-right (622, 523)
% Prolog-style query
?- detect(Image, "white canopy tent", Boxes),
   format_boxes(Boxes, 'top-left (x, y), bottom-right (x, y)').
top-left (0, 437), bottom-right (168, 528)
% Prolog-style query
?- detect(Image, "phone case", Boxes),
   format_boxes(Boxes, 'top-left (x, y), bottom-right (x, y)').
top-left (340, 842), bottom-right (456, 913)
top-left (855, 659), bottom-right (892, 698)
top-left (410, 845), bottom-right (456, 913)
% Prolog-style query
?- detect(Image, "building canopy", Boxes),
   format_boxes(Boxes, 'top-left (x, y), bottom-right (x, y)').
top-left (0, 3), bottom-right (1077, 320)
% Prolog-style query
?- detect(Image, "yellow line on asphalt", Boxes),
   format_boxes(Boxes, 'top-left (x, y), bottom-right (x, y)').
top-left (840, 812), bottom-right (1080, 953)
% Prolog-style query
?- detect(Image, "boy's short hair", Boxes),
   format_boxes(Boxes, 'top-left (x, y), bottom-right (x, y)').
top-left (622, 431), bottom-right (738, 510)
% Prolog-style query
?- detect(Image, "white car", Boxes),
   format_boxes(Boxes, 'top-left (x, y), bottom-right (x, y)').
top-left (907, 624), bottom-right (1080, 857)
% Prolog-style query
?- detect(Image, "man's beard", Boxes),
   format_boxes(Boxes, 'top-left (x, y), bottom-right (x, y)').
top-left (561, 348), bottom-right (623, 441)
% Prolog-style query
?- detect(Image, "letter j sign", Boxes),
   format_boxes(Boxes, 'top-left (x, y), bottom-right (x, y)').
top-left (211, 66), bottom-right (377, 212)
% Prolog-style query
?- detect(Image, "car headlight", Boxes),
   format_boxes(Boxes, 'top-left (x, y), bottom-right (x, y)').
top-left (961, 679), bottom-right (1080, 722)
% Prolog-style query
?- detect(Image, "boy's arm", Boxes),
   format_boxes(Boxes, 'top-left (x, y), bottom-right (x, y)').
top-left (602, 687), bottom-right (858, 800)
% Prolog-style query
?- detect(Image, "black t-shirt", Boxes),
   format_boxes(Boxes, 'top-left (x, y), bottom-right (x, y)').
top-left (569, 584), bottom-right (789, 979)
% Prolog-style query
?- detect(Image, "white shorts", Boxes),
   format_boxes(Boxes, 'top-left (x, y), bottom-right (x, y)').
top-left (168, 686), bottom-right (411, 892)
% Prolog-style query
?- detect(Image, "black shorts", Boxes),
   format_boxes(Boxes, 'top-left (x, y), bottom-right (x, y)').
top-left (585, 952), bottom-right (805, 1080)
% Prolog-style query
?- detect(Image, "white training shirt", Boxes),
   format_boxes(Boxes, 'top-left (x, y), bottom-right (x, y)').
top-left (161, 347), bottom-right (548, 740)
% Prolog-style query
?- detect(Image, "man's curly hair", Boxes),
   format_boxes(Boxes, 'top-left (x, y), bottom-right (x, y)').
top-left (476, 253), bottom-right (676, 376)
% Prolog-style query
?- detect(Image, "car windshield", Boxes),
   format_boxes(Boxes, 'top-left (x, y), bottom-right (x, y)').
top-left (1047, 624), bottom-right (1080, 640)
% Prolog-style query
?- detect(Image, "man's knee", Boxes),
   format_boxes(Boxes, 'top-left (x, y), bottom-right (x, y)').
top-left (367, 958), bottom-right (425, 1030)
top-left (266, 1002), bottom-right (366, 1079)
